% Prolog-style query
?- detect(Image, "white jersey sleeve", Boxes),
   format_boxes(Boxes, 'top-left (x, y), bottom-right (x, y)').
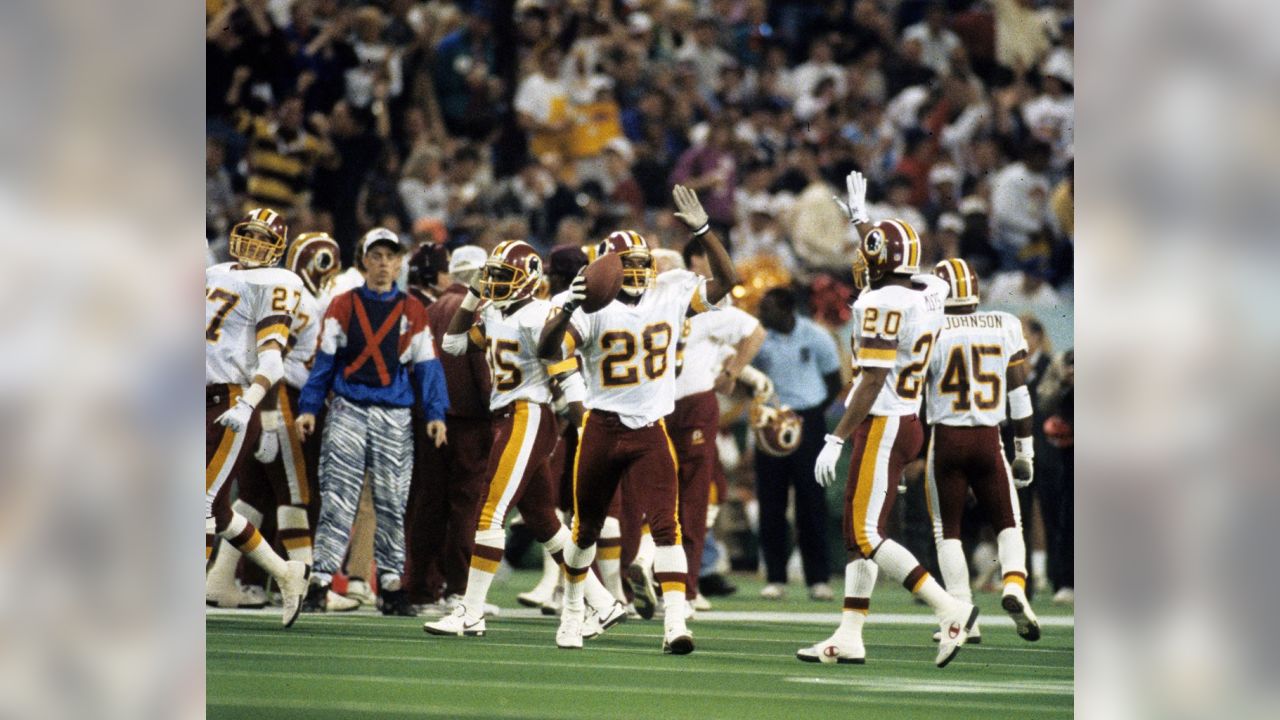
top-left (675, 305), bottom-right (760, 398)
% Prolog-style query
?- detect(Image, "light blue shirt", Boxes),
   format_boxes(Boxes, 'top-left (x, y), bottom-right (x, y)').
top-left (752, 316), bottom-right (840, 411)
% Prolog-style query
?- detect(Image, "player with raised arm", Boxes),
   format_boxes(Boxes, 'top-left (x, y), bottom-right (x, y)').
top-left (798, 173), bottom-right (977, 668)
top-left (205, 208), bottom-right (310, 627)
top-left (924, 258), bottom-right (1040, 642)
top-left (423, 240), bottom-right (627, 638)
top-left (536, 186), bottom-right (737, 653)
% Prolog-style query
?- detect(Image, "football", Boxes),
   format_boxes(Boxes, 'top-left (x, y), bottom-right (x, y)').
top-left (581, 252), bottom-right (623, 313)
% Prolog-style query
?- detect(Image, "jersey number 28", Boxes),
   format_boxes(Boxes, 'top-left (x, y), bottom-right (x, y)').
top-left (600, 322), bottom-right (672, 387)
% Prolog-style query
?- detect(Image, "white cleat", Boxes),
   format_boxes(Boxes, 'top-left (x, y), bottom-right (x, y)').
top-left (424, 606), bottom-right (487, 637)
top-left (933, 622), bottom-right (981, 644)
top-left (326, 590), bottom-right (360, 612)
top-left (662, 623), bottom-right (695, 655)
top-left (759, 583), bottom-right (786, 600)
top-left (585, 600), bottom-right (627, 639)
top-left (278, 561), bottom-right (309, 628)
top-left (556, 609), bottom-right (585, 649)
top-left (796, 634), bottom-right (866, 665)
top-left (692, 593), bottom-right (712, 611)
top-left (935, 602), bottom-right (979, 668)
top-left (1002, 586), bottom-right (1041, 641)
top-left (239, 584), bottom-right (268, 609)
top-left (517, 585), bottom-right (556, 609)
top-left (206, 580), bottom-right (265, 609)
top-left (582, 607), bottom-right (603, 639)
top-left (540, 585), bottom-right (564, 616)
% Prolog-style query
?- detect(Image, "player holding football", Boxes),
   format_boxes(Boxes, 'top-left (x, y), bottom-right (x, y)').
top-left (798, 173), bottom-right (977, 668)
top-left (424, 240), bottom-right (626, 638)
top-left (924, 258), bottom-right (1040, 642)
top-left (205, 208), bottom-right (310, 627)
top-left (537, 185), bottom-right (737, 653)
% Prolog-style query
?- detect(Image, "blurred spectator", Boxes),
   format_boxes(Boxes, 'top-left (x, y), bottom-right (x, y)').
top-left (990, 140), bottom-right (1052, 262)
top-left (230, 93), bottom-right (336, 215)
top-left (433, 4), bottom-right (497, 138)
top-left (399, 145), bottom-right (450, 225)
top-left (734, 195), bottom-right (797, 273)
top-left (994, 0), bottom-right (1060, 73)
top-left (601, 138), bottom-right (645, 224)
top-left (1023, 61), bottom-right (1075, 168)
top-left (345, 5), bottom-right (403, 109)
top-left (671, 118), bottom-right (739, 245)
top-left (1050, 160), bottom-right (1074, 240)
top-left (868, 175), bottom-right (929, 235)
top-left (567, 83), bottom-right (625, 186)
top-left (786, 38), bottom-right (846, 102)
top-left (901, 2), bottom-right (961, 77)
top-left (676, 16), bottom-right (736, 96)
top-left (206, 137), bottom-right (237, 254)
top-left (785, 146), bottom-right (846, 273)
top-left (515, 45), bottom-right (571, 160)
top-left (986, 250), bottom-right (1063, 310)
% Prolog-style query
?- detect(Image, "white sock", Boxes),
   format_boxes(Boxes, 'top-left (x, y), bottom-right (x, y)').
top-left (873, 539), bottom-right (956, 617)
top-left (463, 528), bottom-right (505, 618)
top-left (277, 505), bottom-right (313, 566)
top-left (207, 500), bottom-right (260, 588)
top-left (936, 538), bottom-right (973, 603)
top-left (997, 527), bottom-right (1028, 591)
top-left (1032, 549), bottom-right (1048, 581)
top-left (562, 542), bottom-right (596, 614)
top-left (837, 559), bottom-right (877, 637)
top-left (635, 524), bottom-right (656, 569)
top-left (598, 516), bottom-right (624, 602)
top-left (221, 511), bottom-right (288, 580)
top-left (531, 546), bottom-right (560, 595)
top-left (654, 544), bottom-right (689, 626)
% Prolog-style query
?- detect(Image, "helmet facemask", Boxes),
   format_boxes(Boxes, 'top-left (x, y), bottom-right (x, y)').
top-left (620, 249), bottom-right (656, 296)
top-left (481, 259), bottom-right (533, 308)
top-left (230, 220), bottom-right (286, 267)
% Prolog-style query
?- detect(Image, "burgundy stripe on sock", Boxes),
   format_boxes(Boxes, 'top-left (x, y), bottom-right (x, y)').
top-left (230, 524), bottom-right (257, 549)
top-left (597, 537), bottom-right (622, 548)
top-left (566, 565), bottom-right (590, 579)
top-left (903, 565), bottom-right (927, 592)
top-left (472, 544), bottom-right (505, 562)
top-left (843, 596), bottom-right (870, 611)
top-left (653, 572), bottom-right (685, 585)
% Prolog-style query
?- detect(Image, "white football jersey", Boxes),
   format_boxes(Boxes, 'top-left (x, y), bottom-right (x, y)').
top-left (283, 286), bottom-right (322, 390)
top-left (675, 304), bottom-right (759, 399)
top-left (206, 263), bottom-right (304, 387)
top-left (848, 274), bottom-right (948, 417)
top-left (925, 310), bottom-right (1027, 427)
top-left (565, 269), bottom-right (711, 428)
top-left (475, 298), bottom-right (558, 410)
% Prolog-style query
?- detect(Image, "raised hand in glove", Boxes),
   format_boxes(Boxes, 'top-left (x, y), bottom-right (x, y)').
top-left (672, 184), bottom-right (710, 233)
top-left (832, 170), bottom-right (870, 224)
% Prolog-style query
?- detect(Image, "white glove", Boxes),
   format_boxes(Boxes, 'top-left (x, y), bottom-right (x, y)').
top-left (754, 374), bottom-right (775, 402)
top-left (814, 434), bottom-right (845, 488)
top-left (832, 171), bottom-right (869, 224)
top-left (1012, 436), bottom-right (1034, 489)
top-left (254, 411), bottom-right (281, 463)
top-left (672, 184), bottom-right (710, 233)
top-left (216, 397), bottom-right (255, 434)
top-left (563, 270), bottom-right (587, 311)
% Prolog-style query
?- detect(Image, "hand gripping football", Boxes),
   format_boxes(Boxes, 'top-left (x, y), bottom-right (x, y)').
top-left (581, 252), bottom-right (623, 313)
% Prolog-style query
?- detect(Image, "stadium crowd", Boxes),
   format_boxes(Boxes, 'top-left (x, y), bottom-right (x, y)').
top-left (207, 0), bottom-right (1074, 610)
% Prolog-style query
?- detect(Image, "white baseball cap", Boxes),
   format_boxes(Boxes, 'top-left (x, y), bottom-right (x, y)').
top-left (361, 227), bottom-right (403, 255)
top-left (449, 245), bottom-right (488, 274)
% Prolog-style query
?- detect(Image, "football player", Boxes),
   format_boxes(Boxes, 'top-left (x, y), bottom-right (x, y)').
top-left (924, 258), bottom-right (1040, 642)
top-left (800, 173), bottom-right (977, 668)
top-left (206, 232), bottom-right (347, 609)
top-left (663, 242), bottom-right (766, 612)
top-left (536, 185), bottom-right (737, 653)
top-left (205, 208), bottom-right (310, 627)
top-left (424, 241), bottom-right (627, 638)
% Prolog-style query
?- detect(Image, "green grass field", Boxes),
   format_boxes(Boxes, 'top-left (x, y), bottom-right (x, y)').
top-left (207, 571), bottom-right (1074, 719)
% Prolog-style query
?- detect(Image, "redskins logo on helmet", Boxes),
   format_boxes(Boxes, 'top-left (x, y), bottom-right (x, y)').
top-left (750, 401), bottom-right (804, 457)
top-left (231, 208), bottom-right (288, 267)
top-left (933, 258), bottom-right (980, 307)
top-left (596, 230), bottom-right (655, 296)
top-left (286, 232), bottom-right (341, 296)
top-left (481, 240), bottom-right (543, 308)
top-left (859, 219), bottom-right (921, 283)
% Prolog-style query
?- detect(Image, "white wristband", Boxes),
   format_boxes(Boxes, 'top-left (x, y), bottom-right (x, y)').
top-left (824, 433), bottom-right (844, 446)
top-left (460, 290), bottom-right (481, 312)
top-left (692, 223), bottom-right (710, 236)
top-left (1014, 436), bottom-right (1034, 458)
top-left (241, 383), bottom-right (267, 409)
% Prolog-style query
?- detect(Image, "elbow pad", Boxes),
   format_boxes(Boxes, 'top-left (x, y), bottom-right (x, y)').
top-left (441, 332), bottom-right (470, 356)
top-left (557, 371), bottom-right (587, 405)
top-left (1008, 385), bottom-right (1033, 421)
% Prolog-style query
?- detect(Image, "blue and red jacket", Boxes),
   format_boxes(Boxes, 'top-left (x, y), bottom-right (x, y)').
top-left (299, 284), bottom-right (449, 420)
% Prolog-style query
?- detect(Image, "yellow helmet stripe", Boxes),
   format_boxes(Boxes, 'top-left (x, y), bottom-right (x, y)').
top-left (493, 240), bottom-right (511, 258)
top-left (949, 258), bottom-right (968, 299)
top-left (904, 222), bottom-right (920, 268)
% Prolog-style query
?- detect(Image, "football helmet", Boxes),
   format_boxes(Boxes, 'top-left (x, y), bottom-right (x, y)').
top-left (596, 230), bottom-right (655, 296)
top-left (860, 219), bottom-right (921, 282)
top-left (750, 401), bottom-right (804, 457)
top-left (286, 232), bottom-right (341, 296)
top-left (408, 243), bottom-right (449, 290)
top-left (933, 258), bottom-right (980, 307)
top-left (230, 208), bottom-right (288, 267)
top-left (481, 240), bottom-right (543, 307)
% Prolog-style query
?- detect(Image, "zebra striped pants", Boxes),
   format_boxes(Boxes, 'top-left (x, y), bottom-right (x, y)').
top-left (312, 396), bottom-right (414, 586)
